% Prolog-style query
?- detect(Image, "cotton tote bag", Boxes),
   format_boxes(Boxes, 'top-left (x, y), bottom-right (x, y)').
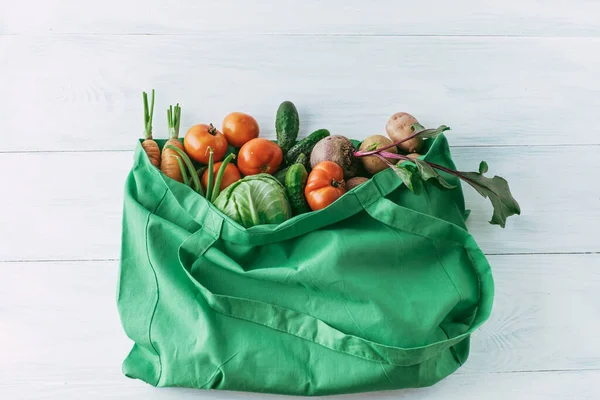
top-left (117, 134), bottom-right (493, 396)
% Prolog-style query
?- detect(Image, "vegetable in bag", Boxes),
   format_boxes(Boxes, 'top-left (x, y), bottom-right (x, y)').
top-left (213, 174), bottom-right (292, 228)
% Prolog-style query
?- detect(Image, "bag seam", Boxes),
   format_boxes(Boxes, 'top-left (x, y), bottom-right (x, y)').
top-left (144, 188), bottom-right (169, 387)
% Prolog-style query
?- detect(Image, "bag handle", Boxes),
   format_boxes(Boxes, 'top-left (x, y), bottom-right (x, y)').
top-left (178, 191), bottom-right (493, 367)
top-left (215, 168), bottom-right (406, 245)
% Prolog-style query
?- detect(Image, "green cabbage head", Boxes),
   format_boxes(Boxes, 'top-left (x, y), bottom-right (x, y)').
top-left (213, 173), bottom-right (292, 228)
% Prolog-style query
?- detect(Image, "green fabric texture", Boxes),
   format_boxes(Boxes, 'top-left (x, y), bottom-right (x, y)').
top-left (117, 134), bottom-right (494, 396)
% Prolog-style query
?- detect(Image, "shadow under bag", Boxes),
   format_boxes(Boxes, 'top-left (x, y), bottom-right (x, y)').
top-left (117, 134), bottom-right (494, 396)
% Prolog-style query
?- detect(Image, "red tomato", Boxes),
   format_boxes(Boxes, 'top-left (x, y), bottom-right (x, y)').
top-left (201, 162), bottom-right (241, 192)
top-left (237, 138), bottom-right (283, 176)
top-left (184, 123), bottom-right (228, 164)
top-left (304, 161), bottom-right (346, 211)
top-left (222, 112), bottom-right (260, 148)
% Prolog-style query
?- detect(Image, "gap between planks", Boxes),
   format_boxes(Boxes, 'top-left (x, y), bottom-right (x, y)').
top-left (2, 143), bottom-right (600, 155)
top-left (4, 33), bottom-right (600, 39)
top-left (477, 367), bottom-right (600, 375)
top-left (2, 252), bottom-right (600, 264)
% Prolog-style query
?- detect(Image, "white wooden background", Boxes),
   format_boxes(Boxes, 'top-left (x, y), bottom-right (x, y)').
top-left (1, 1), bottom-right (599, 399)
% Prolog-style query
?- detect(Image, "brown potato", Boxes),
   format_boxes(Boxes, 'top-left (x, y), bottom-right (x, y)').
top-left (346, 177), bottom-right (369, 190)
top-left (385, 112), bottom-right (423, 153)
top-left (358, 135), bottom-right (398, 175)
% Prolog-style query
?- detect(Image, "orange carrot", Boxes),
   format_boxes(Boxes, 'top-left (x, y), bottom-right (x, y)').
top-left (161, 103), bottom-right (185, 182)
top-left (141, 90), bottom-right (160, 167)
top-left (164, 144), bottom-right (204, 196)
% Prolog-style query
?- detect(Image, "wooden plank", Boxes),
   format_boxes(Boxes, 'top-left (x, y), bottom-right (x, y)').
top-left (460, 145), bottom-right (600, 254)
top-left (0, 145), bottom-right (597, 262)
top-left (2, 371), bottom-right (599, 400)
top-left (0, 151), bottom-right (127, 262)
top-left (2, 35), bottom-right (600, 151)
top-left (2, 0), bottom-right (600, 36)
top-left (0, 255), bottom-right (598, 399)
top-left (464, 254), bottom-right (600, 373)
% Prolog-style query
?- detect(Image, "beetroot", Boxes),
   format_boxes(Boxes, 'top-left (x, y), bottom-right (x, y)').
top-left (346, 177), bottom-right (369, 190)
top-left (310, 135), bottom-right (359, 179)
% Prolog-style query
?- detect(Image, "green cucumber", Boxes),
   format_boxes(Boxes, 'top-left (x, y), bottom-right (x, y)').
top-left (274, 167), bottom-right (289, 185)
top-left (274, 153), bottom-right (308, 184)
top-left (276, 101), bottom-right (299, 154)
top-left (285, 128), bottom-right (330, 164)
top-left (294, 153), bottom-right (308, 168)
top-left (285, 164), bottom-right (310, 215)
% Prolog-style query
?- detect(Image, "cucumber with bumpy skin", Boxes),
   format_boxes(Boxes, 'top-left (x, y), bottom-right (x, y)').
top-left (294, 153), bottom-right (308, 169)
top-left (276, 101), bottom-right (299, 154)
top-left (274, 153), bottom-right (307, 184)
top-left (285, 128), bottom-right (330, 165)
top-left (285, 163), bottom-right (310, 215)
top-left (274, 167), bottom-right (289, 185)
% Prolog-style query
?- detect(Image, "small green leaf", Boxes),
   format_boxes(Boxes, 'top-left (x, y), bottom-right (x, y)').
top-left (410, 124), bottom-right (450, 139)
top-left (414, 159), bottom-right (457, 189)
top-left (479, 161), bottom-right (489, 174)
top-left (407, 158), bottom-right (521, 228)
top-left (366, 142), bottom-right (380, 151)
top-left (458, 170), bottom-right (521, 228)
top-left (411, 123), bottom-right (425, 132)
top-left (393, 164), bottom-right (414, 192)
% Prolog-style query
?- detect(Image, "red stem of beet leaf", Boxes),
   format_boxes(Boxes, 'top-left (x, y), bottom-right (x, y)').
top-left (377, 151), bottom-right (488, 192)
top-left (377, 152), bottom-right (411, 162)
top-left (373, 153), bottom-right (400, 167)
top-left (357, 128), bottom-right (521, 227)
top-left (354, 129), bottom-right (424, 157)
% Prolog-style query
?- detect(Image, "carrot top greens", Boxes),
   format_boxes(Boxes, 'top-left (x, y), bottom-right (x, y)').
top-left (142, 89), bottom-right (155, 140)
top-left (167, 103), bottom-right (181, 140)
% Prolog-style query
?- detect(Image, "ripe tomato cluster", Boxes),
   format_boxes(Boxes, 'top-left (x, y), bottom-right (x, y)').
top-left (183, 112), bottom-right (283, 192)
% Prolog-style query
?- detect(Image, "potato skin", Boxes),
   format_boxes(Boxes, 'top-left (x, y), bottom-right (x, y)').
top-left (358, 135), bottom-right (398, 175)
top-left (385, 112), bottom-right (423, 153)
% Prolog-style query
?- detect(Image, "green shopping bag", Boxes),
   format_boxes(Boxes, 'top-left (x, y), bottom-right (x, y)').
top-left (117, 134), bottom-right (493, 396)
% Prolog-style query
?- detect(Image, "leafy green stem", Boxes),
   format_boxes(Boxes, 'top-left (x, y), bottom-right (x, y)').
top-left (167, 103), bottom-right (181, 139)
top-left (377, 151), bottom-right (520, 227)
top-left (175, 156), bottom-right (190, 186)
top-left (142, 89), bottom-right (155, 140)
top-left (164, 144), bottom-right (204, 196)
top-left (211, 153), bottom-right (235, 203)
top-left (205, 148), bottom-right (215, 201)
top-left (373, 153), bottom-right (414, 191)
